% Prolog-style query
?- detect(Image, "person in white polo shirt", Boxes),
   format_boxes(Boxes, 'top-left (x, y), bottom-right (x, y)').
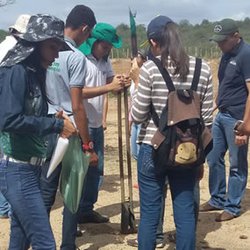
top-left (77, 22), bottom-right (130, 224)
top-left (0, 14), bottom-right (30, 63)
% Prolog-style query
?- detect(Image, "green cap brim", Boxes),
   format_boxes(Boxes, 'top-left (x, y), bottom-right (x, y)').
top-left (78, 38), bottom-right (97, 55)
top-left (209, 34), bottom-right (228, 42)
top-left (111, 36), bottom-right (122, 48)
top-left (79, 36), bottom-right (122, 55)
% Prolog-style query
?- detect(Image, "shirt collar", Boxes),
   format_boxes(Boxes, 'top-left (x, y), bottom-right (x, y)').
top-left (64, 36), bottom-right (77, 48)
top-left (87, 53), bottom-right (107, 63)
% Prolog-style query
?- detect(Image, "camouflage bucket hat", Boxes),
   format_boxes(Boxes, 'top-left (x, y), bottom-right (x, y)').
top-left (1, 14), bottom-right (71, 67)
top-left (0, 41), bottom-right (34, 67)
top-left (20, 14), bottom-right (71, 51)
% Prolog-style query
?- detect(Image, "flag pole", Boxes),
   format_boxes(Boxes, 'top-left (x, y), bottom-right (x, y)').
top-left (129, 8), bottom-right (138, 58)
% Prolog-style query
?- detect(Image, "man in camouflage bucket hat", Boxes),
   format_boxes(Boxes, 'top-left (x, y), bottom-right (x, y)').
top-left (0, 13), bottom-right (76, 250)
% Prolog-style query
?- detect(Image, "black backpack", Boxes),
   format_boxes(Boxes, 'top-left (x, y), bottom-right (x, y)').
top-left (150, 57), bottom-right (212, 175)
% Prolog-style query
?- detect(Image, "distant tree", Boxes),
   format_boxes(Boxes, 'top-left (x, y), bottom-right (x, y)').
top-left (0, 30), bottom-right (7, 42)
top-left (244, 17), bottom-right (250, 24)
top-left (179, 19), bottom-right (192, 27)
top-left (0, 0), bottom-right (15, 6)
top-left (201, 19), bottom-right (210, 26)
top-left (111, 19), bottom-right (250, 59)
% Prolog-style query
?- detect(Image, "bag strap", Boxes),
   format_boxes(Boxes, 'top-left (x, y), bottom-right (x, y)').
top-left (150, 57), bottom-right (175, 91)
top-left (191, 58), bottom-right (202, 91)
top-left (150, 57), bottom-right (202, 128)
top-left (151, 57), bottom-right (202, 91)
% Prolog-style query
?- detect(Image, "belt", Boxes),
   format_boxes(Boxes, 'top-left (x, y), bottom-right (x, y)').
top-left (2, 154), bottom-right (46, 167)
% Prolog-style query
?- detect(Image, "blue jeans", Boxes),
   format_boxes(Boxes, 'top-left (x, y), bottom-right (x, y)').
top-left (207, 112), bottom-right (248, 216)
top-left (131, 122), bottom-right (166, 243)
top-left (40, 161), bottom-right (77, 250)
top-left (155, 180), bottom-right (167, 243)
top-left (0, 190), bottom-right (10, 216)
top-left (78, 126), bottom-right (104, 215)
top-left (131, 123), bottom-right (141, 160)
top-left (0, 159), bottom-right (55, 250)
top-left (0, 145), bottom-right (10, 217)
top-left (40, 131), bottom-right (78, 250)
top-left (137, 143), bottom-right (196, 250)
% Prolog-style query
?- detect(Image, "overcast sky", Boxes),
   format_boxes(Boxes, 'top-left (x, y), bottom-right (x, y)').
top-left (0, 0), bottom-right (250, 30)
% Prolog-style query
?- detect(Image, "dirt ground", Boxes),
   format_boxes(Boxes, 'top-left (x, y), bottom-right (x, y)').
top-left (1, 59), bottom-right (250, 250)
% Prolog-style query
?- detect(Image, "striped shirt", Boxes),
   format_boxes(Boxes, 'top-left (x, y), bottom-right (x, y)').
top-left (131, 55), bottom-right (213, 145)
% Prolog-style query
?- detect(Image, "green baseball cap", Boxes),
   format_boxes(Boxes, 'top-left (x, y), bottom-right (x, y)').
top-left (210, 18), bottom-right (239, 42)
top-left (79, 22), bottom-right (122, 55)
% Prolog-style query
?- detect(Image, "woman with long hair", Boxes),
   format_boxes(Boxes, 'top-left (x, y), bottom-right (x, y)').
top-left (131, 16), bottom-right (213, 250)
top-left (0, 14), bottom-right (76, 250)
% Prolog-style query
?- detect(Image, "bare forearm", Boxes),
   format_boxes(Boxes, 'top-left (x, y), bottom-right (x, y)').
top-left (73, 105), bottom-right (90, 143)
top-left (82, 85), bottom-right (112, 99)
top-left (71, 87), bottom-right (90, 143)
top-left (240, 95), bottom-right (250, 133)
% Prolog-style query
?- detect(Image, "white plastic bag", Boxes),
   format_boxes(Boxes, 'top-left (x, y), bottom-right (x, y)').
top-left (47, 137), bottom-right (69, 178)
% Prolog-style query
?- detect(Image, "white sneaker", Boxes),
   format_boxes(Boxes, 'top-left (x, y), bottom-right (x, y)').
top-left (156, 242), bottom-right (165, 248)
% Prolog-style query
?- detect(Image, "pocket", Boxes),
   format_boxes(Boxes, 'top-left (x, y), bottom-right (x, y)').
top-left (138, 144), bottom-right (155, 176)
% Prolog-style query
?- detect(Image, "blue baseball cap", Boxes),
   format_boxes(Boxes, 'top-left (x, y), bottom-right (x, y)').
top-left (147, 15), bottom-right (174, 39)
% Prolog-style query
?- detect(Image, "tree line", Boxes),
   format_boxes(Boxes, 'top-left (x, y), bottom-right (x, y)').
top-left (115, 18), bottom-right (250, 59)
top-left (1, 17), bottom-right (250, 59)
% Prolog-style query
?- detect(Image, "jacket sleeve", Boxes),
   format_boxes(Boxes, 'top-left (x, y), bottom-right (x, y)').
top-left (0, 65), bottom-right (63, 136)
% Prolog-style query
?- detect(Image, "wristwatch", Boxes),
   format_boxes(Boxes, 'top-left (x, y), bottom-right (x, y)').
top-left (82, 141), bottom-right (94, 152)
top-left (233, 120), bottom-right (244, 135)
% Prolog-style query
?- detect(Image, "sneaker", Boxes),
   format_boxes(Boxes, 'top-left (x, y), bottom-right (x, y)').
top-left (199, 202), bottom-right (222, 212)
top-left (78, 210), bottom-right (109, 224)
top-left (127, 238), bottom-right (138, 247)
top-left (127, 238), bottom-right (165, 248)
top-left (76, 225), bottom-right (83, 237)
top-left (156, 242), bottom-right (165, 248)
top-left (167, 232), bottom-right (176, 243)
top-left (215, 211), bottom-right (236, 222)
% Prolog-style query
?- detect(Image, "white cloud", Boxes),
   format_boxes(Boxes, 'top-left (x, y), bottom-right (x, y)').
top-left (0, 0), bottom-right (249, 30)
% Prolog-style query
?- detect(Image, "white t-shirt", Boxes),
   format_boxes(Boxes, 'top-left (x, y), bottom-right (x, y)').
top-left (0, 36), bottom-right (17, 63)
top-left (83, 54), bottom-right (114, 128)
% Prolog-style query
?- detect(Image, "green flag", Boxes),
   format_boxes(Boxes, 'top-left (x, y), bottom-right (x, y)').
top-left (129, 8), bottom-right (138, 57)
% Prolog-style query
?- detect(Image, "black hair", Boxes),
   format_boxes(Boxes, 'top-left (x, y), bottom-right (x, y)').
top-left (23, 42), bottom-right (51, 104)
top-left (66, 5), bottom-right (96, 30)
